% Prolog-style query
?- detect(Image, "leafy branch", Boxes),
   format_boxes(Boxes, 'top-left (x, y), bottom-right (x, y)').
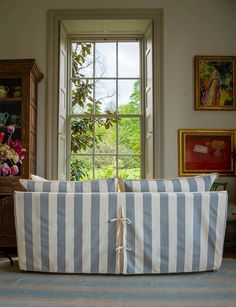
top-left (71, 43), bottom-right (118, 179)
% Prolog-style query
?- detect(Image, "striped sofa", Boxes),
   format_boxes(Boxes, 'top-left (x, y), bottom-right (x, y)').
top-left (14, 190), bottom-right (227, 274)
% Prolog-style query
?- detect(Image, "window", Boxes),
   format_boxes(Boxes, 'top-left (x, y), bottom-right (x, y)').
top-left (68, 39), bottom-right (143, 180)
top-left (50, 14), bottom-right (161, 181)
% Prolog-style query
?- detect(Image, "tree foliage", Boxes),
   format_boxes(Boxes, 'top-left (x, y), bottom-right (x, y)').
top-left (71, 43), bottom-right (117, 179)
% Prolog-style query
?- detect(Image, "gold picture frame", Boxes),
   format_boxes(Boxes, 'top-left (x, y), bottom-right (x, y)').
top-left (195, 56), bottom-right (236, 110)
top-left (178, 129), bottom-right (236, 176)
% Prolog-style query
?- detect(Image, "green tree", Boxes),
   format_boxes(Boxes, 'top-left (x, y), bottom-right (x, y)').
top-left (118, 80), bottom-right (140, 156)
top-left (94, 80), bottom-right (141, 179)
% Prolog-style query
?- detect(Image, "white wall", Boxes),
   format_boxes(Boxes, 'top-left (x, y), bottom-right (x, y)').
top-left (163, 0), bottom-right (236, 201)
top-left (1, 0), bottom-right (236, 200)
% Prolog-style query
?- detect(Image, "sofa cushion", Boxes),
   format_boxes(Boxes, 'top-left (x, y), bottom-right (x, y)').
top-left (30, 174), bottom-right (47, 181)
top-left (19, 178), bottom-right (118, 192)
top-left (119, 173), bottom-right (218, 192)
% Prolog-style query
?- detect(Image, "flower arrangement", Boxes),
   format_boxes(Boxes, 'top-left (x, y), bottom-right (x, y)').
top-left (0, 125), bottom-right (26, 176)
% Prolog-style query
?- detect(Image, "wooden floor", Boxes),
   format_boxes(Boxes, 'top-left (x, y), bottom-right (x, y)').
top-left (0, 258), bottom-right (236, 307)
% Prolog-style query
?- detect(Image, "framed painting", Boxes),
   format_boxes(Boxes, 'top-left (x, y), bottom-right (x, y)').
top-left (195, 56), bottom-right (236, 110)
top-left (178, 129), bottom-right (236, 176)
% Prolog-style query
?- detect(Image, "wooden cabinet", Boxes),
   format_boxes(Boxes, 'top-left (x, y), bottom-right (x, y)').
top-left (225, 220), bottom-right (236, 249)
top-left (0, 59), bottom-right (43, 247)
top-left (0, 195), bottom-right (16, 247)
top-left (224, 202), bottom-right (236, 248)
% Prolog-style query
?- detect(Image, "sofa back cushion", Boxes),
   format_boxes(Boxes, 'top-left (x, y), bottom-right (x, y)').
top-left (19, 178), bottom-right (118, 193)
top-left (30, 174), bottom-right (47, 181)
top-left (119, 173), bottom-right (218, 192)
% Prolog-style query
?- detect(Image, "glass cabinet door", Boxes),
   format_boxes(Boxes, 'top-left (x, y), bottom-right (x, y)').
top-left (0, 78), bottom-right (23, 176)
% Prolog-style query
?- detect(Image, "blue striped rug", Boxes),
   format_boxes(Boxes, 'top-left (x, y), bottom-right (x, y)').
top-left (0, 258), bottom-right (235, 307)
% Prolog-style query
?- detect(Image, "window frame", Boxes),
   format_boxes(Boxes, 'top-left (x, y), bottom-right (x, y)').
top-left (47, 9), bottom-right (163, 180)
top-left (67, 36), bottom-right (145, 179)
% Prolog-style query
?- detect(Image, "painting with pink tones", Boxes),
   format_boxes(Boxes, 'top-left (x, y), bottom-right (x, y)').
top-left (195, 56), bottom-right (236, 110)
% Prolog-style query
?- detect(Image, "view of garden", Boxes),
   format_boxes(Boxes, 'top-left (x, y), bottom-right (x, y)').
top-left (70, 41), bottom-right (141, 181)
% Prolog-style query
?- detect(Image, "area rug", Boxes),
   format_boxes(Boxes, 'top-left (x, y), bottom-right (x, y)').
top-left (0, 258), bottom-right (235, 307)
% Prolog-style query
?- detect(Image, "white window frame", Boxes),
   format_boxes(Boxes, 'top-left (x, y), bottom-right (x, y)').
top-left (68, 37), bottom-right (144, 179)
top-left (47, 9), bottom-right (163, 179)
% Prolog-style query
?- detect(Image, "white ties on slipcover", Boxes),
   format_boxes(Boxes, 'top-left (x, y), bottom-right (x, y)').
top-left (110, 206), bottom-right (132, 274)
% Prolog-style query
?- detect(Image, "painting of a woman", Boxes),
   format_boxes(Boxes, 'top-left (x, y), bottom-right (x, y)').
top-left (195, 56), bottom-right (236, 110)
top-left (201, 66), bottom-right (221, 105)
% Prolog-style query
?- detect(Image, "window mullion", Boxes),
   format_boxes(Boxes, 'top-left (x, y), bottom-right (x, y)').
top-left (68, 38), bottom-right (73, 179)
top-left (92, 41), bottom-right (96, 179)
top-left (116, 41), bottom-right (119, 177)
top-left (69, 114), bottom-right (141, 118)
top-left (71, 77), bottom-right (140, 80)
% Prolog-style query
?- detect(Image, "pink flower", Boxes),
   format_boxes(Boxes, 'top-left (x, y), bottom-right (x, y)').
top-left (8, 139), bottom-right (26, 162)
top-left (0, 132), bottom-right (4, 143)
top-left (0, 126), bottom-right (26, 176)
top-left (7, 125), bottom-right (15, 134)
top-left (10, 165), bottom-right (19, 176)
top-left (0, 163), bottom-right (10, 176)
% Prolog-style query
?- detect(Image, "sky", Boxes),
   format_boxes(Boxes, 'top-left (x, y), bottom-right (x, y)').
top-left (72, 41), bottom-right (141, 113)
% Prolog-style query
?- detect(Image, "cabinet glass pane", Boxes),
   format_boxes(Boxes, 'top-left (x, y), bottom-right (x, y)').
top-left (0, 78), bottom-right (22, 99)
top-left (0, 78), bottom-right (23, 177)
top-left (0, 101), bottom-right (21, 126)
top-left (0, 59), bottom-right (42, 187)
top-left (0, 126), bottom-right (23, 176)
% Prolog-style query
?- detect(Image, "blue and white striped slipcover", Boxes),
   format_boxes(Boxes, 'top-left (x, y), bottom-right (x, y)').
top-left (121, 173), bottom-right (218, 192)
top-left (14, 191), bottom-right (227, 274)
top-left (19, 178), bottom-right (118, 193)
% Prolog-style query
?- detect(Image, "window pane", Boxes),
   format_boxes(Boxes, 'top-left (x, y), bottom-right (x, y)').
top-left (70, 155), bottom-right (93, 181)
top-left (69, 39), bottom-right (142, 181)
top-left (95, 79), bottom-right (116, 113)
top-left (71, 117), bottom-right (93, 154)
top-left (72, 42), bottom-right (93, 78)
top-left (118, 42), bottom-right (140, 78)
top-left (118, 118), bottom-right (140, 154)
top-left (72, 79), bottom-right (93, 114)
top-left (95, 156), bottom-right (116, 178)
top-left (118, 156), bottom-right (140, 179)
top-left (95, 42), bottom-right (116, 78)
top-left (118, 80), bottom-right (140, 114)
top-left (95, 118), bottom-right (116, 154)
